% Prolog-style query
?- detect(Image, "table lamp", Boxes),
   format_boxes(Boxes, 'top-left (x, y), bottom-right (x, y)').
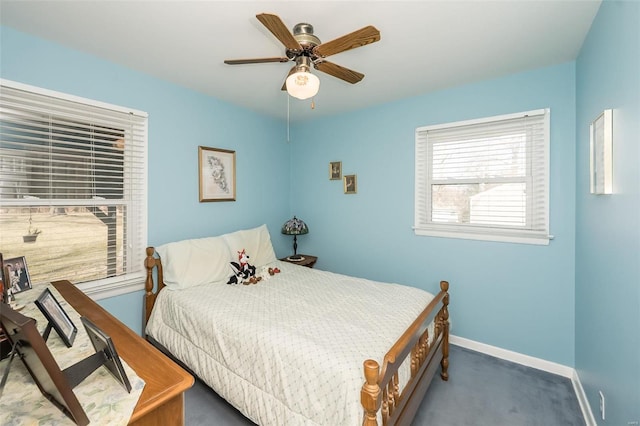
top-left (281, 216), bottom-right (309, 261)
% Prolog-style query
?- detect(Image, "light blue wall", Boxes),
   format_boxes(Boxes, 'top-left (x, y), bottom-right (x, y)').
top-left (575, 1), bottom-right (640, 424)
top-left (290, 63), bottom-right (577, 366)
top-left (0, 26), bottom-right (292, 334)
top-left (5, 9), bottom-right (637, 402)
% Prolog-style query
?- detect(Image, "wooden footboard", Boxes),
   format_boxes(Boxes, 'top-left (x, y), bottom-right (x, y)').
top-left (361, 280), bottom-right (450, 426)
top-left (144, 247), bottom-right (449, 426)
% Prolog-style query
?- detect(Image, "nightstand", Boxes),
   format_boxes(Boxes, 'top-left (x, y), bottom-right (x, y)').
top-left (279, 254), bottom-right (317, 268)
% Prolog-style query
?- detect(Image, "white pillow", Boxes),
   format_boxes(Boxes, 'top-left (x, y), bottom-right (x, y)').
top-left (222, 224), bottom-right (277, 268)
top-left (156, 236), bottom-right (231, 290)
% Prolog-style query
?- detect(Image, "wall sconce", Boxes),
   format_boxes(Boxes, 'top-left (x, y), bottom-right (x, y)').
top-left (590, 109), bottom-right (613, 194)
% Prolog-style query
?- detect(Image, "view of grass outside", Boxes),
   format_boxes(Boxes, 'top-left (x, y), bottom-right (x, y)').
top-left (0, 208), bottom-right (124, 285)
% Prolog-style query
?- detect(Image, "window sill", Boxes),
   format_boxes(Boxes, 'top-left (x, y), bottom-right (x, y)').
top-left (413, 227), bottom-right (552, 246)
top-left (76, 274), bottom-right (145, 300)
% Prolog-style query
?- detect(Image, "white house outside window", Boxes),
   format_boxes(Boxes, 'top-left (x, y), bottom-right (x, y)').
top-left (0, 80), bottom-right (147, 298)
top-left (414, 109), bottom-right (550, 245)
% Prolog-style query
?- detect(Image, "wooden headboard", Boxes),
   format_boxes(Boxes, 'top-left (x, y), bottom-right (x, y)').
top-left (144, 247), bottom-right (166, 327)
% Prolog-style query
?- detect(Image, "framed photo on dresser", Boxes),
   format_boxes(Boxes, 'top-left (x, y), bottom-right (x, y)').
top-left (0, 303), bottom-right (89, 425)
top-left (34, 288), bottom-right (77, 347)
top-left (81, 317), bottom-right (132, 393)
top-left (4, 256), bottom-right (32, 294)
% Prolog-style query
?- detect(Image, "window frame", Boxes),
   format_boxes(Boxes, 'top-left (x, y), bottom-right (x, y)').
top-left (414, 109), bottom-right (551, 245)
top-left (0, 79), bottom-right (148, 299)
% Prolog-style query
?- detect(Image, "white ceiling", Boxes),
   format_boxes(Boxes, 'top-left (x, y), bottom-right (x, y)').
top-left (0, 1), bottom-right (601, 122)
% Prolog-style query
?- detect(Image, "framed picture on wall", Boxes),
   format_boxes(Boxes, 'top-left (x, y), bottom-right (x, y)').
top-left (199, 146), bottom-right (236, 202)
top-left (329, 161), bottom-right (342, 180)
top-left (343, 174), bottom-right (357, 194)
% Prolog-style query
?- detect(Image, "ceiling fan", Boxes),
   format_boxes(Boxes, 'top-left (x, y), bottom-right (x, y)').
top-left (224, 13), bottom-right (381, 100)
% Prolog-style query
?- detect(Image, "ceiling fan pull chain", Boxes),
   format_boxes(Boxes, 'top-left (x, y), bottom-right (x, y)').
top-left (311, 98), bottom-right (315, 110)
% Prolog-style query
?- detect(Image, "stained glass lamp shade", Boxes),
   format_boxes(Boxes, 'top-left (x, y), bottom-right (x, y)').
top-left (281, 216), bottom-right (309, 260)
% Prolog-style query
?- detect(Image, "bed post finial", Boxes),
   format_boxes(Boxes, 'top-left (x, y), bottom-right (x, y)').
top-left (361, 359), bottom-right (381, 426)
top-left (144, 247), bottom-right (160, 329)
top-left (440, 280), bottom-right (450, 381)
top-left (144, 247), bottom-right (156, 297)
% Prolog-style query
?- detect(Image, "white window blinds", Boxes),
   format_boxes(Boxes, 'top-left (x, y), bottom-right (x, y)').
top-left (415, 109), bottom-right (550, 245)
top-left (0, 80), bottom-right (148, 297)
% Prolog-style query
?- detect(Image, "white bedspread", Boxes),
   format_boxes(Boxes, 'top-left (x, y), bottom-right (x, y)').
top-left (146, 260), bottom-right (434, 425)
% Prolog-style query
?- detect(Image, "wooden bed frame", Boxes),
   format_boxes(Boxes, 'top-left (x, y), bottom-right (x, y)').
top-left (143, 247), bottom-right (450, 426)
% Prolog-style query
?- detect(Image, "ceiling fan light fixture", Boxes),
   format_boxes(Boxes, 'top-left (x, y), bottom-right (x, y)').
top-left (286, 70), bottom-right (320, 100)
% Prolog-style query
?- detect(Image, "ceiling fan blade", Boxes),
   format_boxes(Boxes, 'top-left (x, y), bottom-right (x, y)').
top-left (313, 25), bottom-right (380, 58)
top-left (315, 61), bottom-right (364, 84)
top-left (256, 13), bottom-right (302, 51)
top-left (224, 57), bottom-right (290, 65)
top-left (281, 66), bottom-right (297, 91)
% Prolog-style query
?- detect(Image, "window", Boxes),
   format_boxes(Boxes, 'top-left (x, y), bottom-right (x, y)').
top-left (0, 79), bottom-right (147, 298)
top-left (415, 109), bottom-right (550, 245)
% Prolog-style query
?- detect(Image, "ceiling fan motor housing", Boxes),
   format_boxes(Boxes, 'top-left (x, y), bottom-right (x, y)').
top-left (289, 23), bottom-right (321, 59)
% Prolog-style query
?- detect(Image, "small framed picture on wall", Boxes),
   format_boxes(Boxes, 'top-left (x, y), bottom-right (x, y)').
top-left (329, 161), bottom-right (342, 180)
top-left (343, 174), bottom-right (357, 194)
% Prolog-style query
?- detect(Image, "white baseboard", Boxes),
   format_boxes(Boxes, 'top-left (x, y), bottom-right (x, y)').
top-left (450, 334), bottom-right (574, 377)
top-left (572, 369), bottom-right (597, 426)
top-left (449, 334), bottom-right (595, 425)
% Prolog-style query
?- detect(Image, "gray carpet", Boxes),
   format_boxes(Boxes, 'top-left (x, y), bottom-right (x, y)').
top-left (185, 345), bottom-right (585, 425)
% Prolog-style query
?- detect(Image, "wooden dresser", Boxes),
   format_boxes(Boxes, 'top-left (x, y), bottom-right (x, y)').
top-left (52, 280), bottom-right (194, 425)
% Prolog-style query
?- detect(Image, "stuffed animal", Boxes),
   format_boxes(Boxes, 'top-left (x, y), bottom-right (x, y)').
top-left (255, 266), bottom-right (281, 282)
top-left (227, 249), bottom-right (258, 285)
top-left (227, 249), bottom-right (283, 285)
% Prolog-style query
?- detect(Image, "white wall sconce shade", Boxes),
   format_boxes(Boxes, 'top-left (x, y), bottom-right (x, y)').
top-left (590, 109), bottom-right (613, 195)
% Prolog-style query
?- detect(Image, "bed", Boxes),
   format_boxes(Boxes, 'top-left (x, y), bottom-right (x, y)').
top-left (143, 225), bottom-right (449, 426)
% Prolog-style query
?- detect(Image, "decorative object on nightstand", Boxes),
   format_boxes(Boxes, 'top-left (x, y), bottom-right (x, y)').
top-left (280, 254), bottom-right (317, 268)
top-left (281, 216), bottom-right (309, 261)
